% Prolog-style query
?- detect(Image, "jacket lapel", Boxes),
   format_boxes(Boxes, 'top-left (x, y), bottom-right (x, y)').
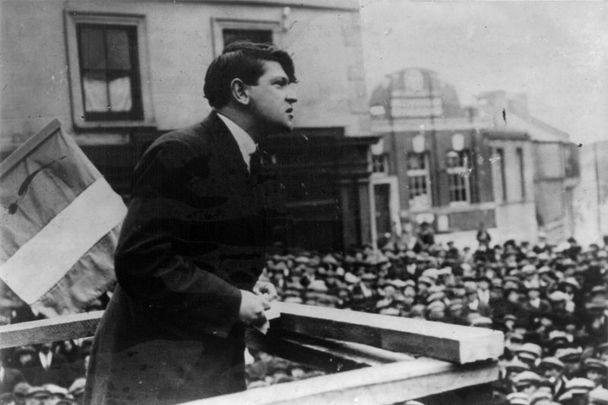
top-left (202, 111), bottom-right (249, 177)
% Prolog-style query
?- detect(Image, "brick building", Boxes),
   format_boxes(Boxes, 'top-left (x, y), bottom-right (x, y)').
top-left (369, 69), bottom-right (578, 247)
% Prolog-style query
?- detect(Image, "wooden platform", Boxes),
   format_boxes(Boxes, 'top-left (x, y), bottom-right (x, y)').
top-left (0, 303), bottom-right (503, 404)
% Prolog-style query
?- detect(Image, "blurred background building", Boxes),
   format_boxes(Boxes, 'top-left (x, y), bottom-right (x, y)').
top-left (369, 69), bottom-right (580, 247)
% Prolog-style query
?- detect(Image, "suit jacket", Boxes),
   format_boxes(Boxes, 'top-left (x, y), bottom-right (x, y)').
top-left (85, 112), bottom-right (270, 405)
top-left (0, 367), bottom-right (25, 394)
top-left (19, 351), bottom-right (70, 388)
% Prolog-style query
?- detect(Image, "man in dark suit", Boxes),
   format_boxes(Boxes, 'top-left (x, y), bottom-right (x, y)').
top-left (84, 42), bottom-right (297, 404)
top-left (0, 351), bottom-right (24, 394)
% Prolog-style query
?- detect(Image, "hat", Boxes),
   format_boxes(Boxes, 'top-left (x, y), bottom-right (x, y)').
top-left (294, 255), bottom-right (310, 264)
top-left (597, 342), bottom-right (608, 354)
top-left (379, 307), bottom-right (401, 316)
top-left (556, 347), bottom-right (582, 363)
top-left (517, 343), bottom-right (542, 359)
top-left (417, 276), bottom-right (434, 286)
top-left (529, 391), bottom-right (553, 405)
top-left (559, 277), bottom-right (580, 290)
top-left (470, 316), bottom-right (493, 328)
top-left (513, 370), bottom-right (542, 387)
top-left (583, 358), bottom-right (607, 374)
top-left (548, 291), bottom-right (569, 302)
top-left (421, 268), bottom-right (439, 279)
top-left (538, 357), bottom-right (564, 370)
top-left (308, 280), bottom-right (328, 293)
top-left (506, 392), bottom-right (529, 405)
top-left (388, 279), bottom-right (408, 288)
top-left (283, 296), bottom-right (303, 304)
top-left (564, 377), bottom-right (595, 394)
top-left (589, 387), bottom-right (608, 405)
top-left (14, 346), bottom-right (36, 357)
top-left (403, 279), bottom-right (416, 288)
top-left (321, 254), bottom-right (338, 266)
top-left (427, 300), bottom-right (446, 312)
top-left (505, 358), bottom-right (530, 373)
top-left (26, 386), bottom-right (52, 399)
top-left (344, 272), bottom-right (360, 284)
top-left (548, 329), bottom-right (567, 341)
top-left (586, 296), bottom-right (607, 311)
top-left (361, 273), bottom-right (377, 282)
top-left (68, 378), bottom-right (86, 397)
top-left (521, 264), bottom-right (537, 276)
top-left (42, 384), bottom-right (68, 397)
top-left (426, 292), bottom-right (445, 304)
top-left (12, 382), bottom-right (31, 397)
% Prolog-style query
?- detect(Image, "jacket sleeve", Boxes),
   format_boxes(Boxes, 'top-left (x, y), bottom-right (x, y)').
top-left (114, 139), bottom-right (242, 338)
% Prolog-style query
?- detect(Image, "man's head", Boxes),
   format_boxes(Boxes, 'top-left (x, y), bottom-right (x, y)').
top-left (204, 41), bottom-right (298, 138)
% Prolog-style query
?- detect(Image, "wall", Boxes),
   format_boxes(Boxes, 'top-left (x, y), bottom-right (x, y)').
top-left (0, 0), bottom-right (369, 146)
top-left (573, 141), bottom-right (608, 246)
top-left (534, 142), bottom-right (564, 180)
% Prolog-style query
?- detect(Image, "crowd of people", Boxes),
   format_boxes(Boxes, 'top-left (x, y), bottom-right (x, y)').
top-left (1, 228), bottom-right (607, 404)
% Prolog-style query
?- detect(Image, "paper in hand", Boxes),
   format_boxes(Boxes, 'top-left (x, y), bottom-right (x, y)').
top-left (253, 302), bottom-right (281, 335)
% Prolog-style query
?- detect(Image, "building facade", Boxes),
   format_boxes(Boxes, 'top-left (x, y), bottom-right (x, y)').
top-left (369, 69), bottom-right (547, 248)
top-left (1, 0), bottom-right (379, 250)
top-left (476, 91), bottom-right (580, 244)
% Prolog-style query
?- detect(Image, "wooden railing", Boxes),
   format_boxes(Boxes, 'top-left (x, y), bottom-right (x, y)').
top-left (0, 303), bottom-right (504, 405)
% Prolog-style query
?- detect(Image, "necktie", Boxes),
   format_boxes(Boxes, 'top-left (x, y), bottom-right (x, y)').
top-left (249, 149), bottom-right (261, 176)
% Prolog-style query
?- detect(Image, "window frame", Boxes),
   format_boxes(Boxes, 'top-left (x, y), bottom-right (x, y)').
top-left (371, 153), bottom-right (389, 175)
top-left (406, 152), bottom-right (432, 210)
top-left (445, 149), bottom-right (471, 206)
top-left (65, 11), bottom-right (155, 129)
top-left (211, 18), bottom-right (282, 57)
top-left (516, 147), bottom-right (526, 201)
top-left (492, 147), bottom-right (507, 202)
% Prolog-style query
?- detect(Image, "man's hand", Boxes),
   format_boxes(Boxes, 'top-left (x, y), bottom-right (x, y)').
top-left (253, 280), bottom-right (278, 301)
top-left (239, 290), bottom-right (271, 326)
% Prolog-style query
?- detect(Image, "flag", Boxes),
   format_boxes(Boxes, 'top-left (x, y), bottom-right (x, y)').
top-left (0, 120), bottom-right (127, 317)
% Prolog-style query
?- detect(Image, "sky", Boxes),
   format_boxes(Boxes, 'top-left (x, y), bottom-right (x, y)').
top-left (359, 1), bottom-right (608, 145)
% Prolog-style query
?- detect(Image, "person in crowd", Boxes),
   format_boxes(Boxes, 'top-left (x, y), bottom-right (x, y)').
top-left (85, 41), bottom-right (296, 404)
top-left (0, 351), bottom-right (24, 395)
top-left (5, 214), bottom-right (608, 403)
top-left (476, 222), bottom-right (492, 249)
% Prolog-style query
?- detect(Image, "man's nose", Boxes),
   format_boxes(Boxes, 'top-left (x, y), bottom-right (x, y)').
top-left (286, 87), bottom-right (297, 103)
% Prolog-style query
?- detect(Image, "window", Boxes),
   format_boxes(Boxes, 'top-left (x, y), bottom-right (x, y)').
top-left (66, 12), bottom-right (154, 128)
top-left (77, 24), bottom-right (142, 121)
top-left (516, 147), bottom-right (526, 200)
top-left (406, 152), bottom-right (431, 210)
top-left (372, 154), bottom-right (389, 174)
top-left (223, 29), bottom-right (273, 46)
top-left (212, 19), bottom-right (281, 56)
top-left (446, 150), bottom-right (471, 205)
top-left (492, 148), bottom-right (507, 202)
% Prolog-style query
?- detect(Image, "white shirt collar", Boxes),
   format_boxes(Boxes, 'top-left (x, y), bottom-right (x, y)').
top-left (39, 351), bottom-right (52, 370)
top-left (216, 112), bottom-right (257, 172)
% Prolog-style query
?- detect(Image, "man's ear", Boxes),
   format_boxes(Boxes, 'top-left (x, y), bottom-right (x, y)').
top-left (230, 78), bottom-right (250, 105)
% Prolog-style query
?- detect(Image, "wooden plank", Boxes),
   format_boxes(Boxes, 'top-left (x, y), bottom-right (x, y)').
top-left (273, 303), bottom-right (504, 364)
top-left (247, 331), bottom-right (367, 373)
top-left (248, 330), bottom-right (414, 371)
top-left (184, 358), bottom-right (499, 405)
top-left (0, 304), bottom-right (503, 364)
top-left (0, 119), bottom-right (61, 178)
top-left (0, 310), bottom-right (102, 349)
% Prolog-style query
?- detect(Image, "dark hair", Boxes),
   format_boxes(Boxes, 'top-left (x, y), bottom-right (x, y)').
top-left (204, 41), bottom-right (297, 108)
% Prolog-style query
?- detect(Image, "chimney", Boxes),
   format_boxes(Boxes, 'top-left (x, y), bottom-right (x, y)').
top-left (508, 93), bottom-right (530, 119)
top-left (477, 90), bottom-right (507, 128)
